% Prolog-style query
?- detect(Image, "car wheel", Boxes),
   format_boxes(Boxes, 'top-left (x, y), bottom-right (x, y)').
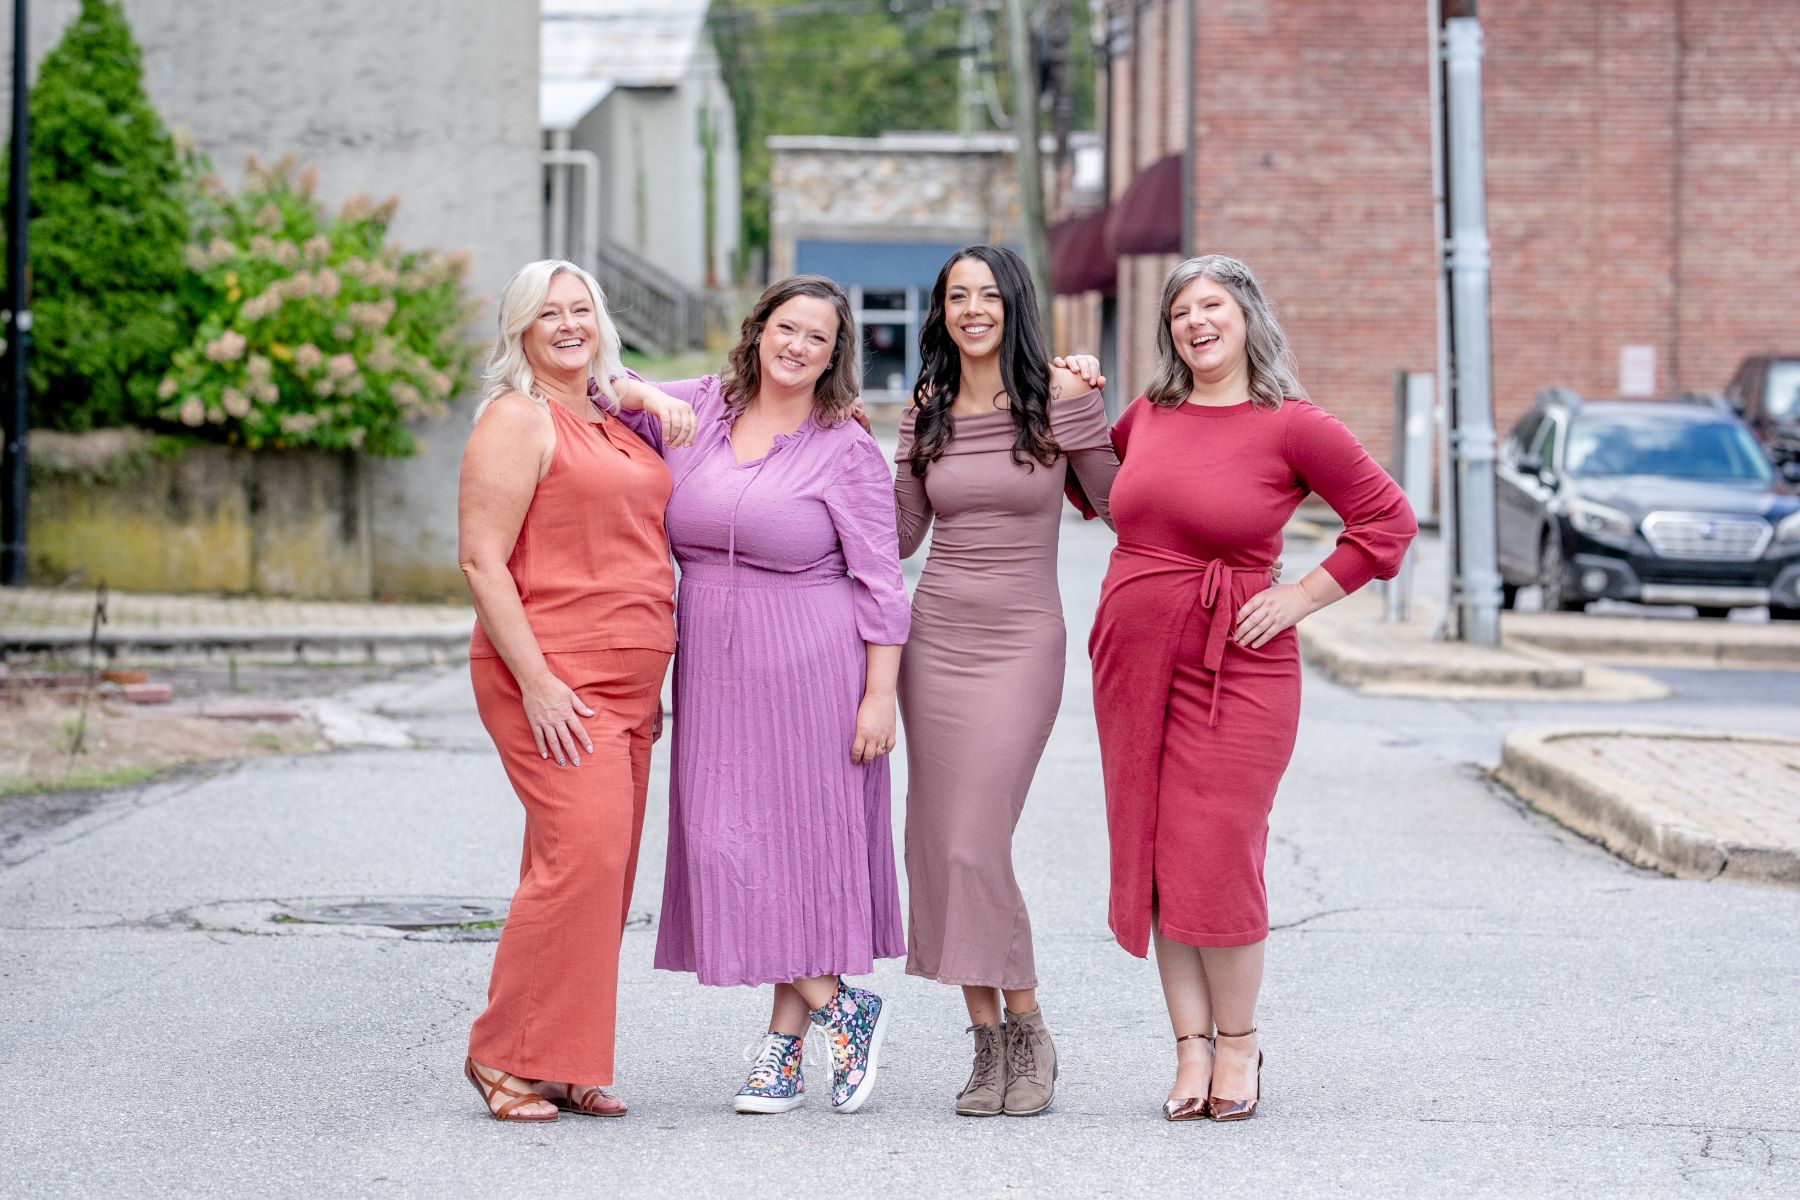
top-left (1696, 606), bottom-right (1732, 620)
top-left (1500, 582), bottom-right (1520, 610)
top-left (1537, 532), bottom-right (1585, 613)
top-left (1772, 607), bottom-right (1800, 622)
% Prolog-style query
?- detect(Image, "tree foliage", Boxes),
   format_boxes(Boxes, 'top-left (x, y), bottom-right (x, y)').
top-left (710, 0), bottom-right (1095, 273)
top-left (1, 0), bottom-right (191, 431)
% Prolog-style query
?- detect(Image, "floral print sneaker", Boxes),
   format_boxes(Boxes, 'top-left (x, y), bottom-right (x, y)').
top-left (734, 1031), bottom-right (807, 1114)
top-left (808, 981), bottom-right (889, 1113)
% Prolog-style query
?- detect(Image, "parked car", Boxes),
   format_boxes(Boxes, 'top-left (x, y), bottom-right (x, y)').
top-left (1495, 391), bottom-right (1800, 618)
top-left (1723, 354), bottom-right (1800, 470)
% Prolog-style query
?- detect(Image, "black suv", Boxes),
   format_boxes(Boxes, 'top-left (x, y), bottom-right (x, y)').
top-left (1723, 355), bottom-right (1800, 469)
top-left (1495, 391), bottom-right (1800, 618)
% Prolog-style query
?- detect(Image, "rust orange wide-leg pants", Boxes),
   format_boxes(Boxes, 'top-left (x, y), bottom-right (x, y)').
top-left (467, 647), bottom-right (671, 1087)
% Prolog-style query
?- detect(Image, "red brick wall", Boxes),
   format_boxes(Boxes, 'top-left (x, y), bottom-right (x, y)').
top-left (1118, 0), bottom-right (1800, 459)
top-left (1674, 3), bottom-right (1800, 387)
top-left (1186, 0), bottom-right (1440, 464)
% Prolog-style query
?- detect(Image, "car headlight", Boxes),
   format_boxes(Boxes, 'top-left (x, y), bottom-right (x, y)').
top-left (1567, 499), bottom-right (1636, 546)
top-left (1776, 510), bottom-right (1800, 545)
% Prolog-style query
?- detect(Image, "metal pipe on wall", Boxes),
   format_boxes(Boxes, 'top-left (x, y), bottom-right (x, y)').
top-left (543, 146), bottom-right (601, 269)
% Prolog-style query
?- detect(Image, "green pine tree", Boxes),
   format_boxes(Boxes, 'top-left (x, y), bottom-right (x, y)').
top-left (1, 0), bottom-right (190, 430)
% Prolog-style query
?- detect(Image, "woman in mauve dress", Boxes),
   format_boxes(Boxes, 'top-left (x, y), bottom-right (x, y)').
top-left (609, 276), bottom-right (909, 1116)
top-left (1089, 254), bottom-right (1416, 1123)
top-left (892, 245), bottom-right (1114, 1118)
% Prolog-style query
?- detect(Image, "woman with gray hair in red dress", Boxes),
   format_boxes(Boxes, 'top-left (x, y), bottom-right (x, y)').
top-left (1090, 254), bottom-right (1416, 1122)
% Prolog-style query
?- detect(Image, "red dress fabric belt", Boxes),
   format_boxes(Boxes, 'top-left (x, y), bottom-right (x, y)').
top-left (1114, 541), bottom-right (1259, 729)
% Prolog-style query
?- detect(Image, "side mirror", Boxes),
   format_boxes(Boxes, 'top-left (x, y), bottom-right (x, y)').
top-left (1516, 451), bottom-right (1543, 477)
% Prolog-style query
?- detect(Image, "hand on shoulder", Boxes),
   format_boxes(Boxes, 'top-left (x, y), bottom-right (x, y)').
top-left (1049, 355), bottom-right (1105, 398)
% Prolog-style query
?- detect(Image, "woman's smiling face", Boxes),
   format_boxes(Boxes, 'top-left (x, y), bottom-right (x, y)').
top-left (944, 256), bottom-right (1005, 362)
top-left (758, 295), bottom-right (840, 393)
top-left (524, 271), bottom-right (600, 379)
top-left (1168, 275), bottom-right (1247, 383)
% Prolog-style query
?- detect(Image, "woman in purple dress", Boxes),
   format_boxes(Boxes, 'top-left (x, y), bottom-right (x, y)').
top-left (609, 276), bottom-right (909, 1116)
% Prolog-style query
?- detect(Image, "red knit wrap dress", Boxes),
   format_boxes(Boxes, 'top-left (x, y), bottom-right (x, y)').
top-left (1089, 396), bottom-right (1416, 955)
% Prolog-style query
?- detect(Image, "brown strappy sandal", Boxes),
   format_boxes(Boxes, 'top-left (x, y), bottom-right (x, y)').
top-left (465, 1056), bottom-right (558, 1122)
top-left (1207, 1027), bottom-right (1263, 1122)
top-left (1162, 1032), bottom-right (1214, 1122)
top-left (548, 1083), bottom-right (628, 1118)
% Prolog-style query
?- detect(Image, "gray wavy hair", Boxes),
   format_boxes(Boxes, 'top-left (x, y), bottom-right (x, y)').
top-left (1145, 254), bottom-right (1303, 410)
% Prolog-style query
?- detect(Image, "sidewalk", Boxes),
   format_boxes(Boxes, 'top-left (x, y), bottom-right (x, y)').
top-left (1297, 590), bottom-right (1669, 700)
top-left (1502, 609), bottom-right (1800, 670)
top-left (1, 586), bottom-right (474, 661)
top-left (1305, 591), bottom-right (1800, 889)
top-left (1497, 728), bottom-right (1800, 888)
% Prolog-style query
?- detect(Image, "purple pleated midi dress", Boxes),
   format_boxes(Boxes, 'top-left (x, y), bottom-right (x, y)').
top-left (623, 376), bottom-right (910, 987)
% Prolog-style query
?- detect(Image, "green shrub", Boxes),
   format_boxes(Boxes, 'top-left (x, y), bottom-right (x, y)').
top-left (0, 0), bottom-right (191, 431)
top-left (156, 154), bottom-right (479, 457)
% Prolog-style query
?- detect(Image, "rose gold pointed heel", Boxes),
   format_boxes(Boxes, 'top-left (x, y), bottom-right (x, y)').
top-left (1206, 1027), bottom-right (1263, 1122)
top-left (1161, 1032), bottom-right (1214, 1122)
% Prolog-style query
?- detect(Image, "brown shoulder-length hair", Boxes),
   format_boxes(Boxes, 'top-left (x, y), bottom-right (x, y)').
top-left (721, 275), bottom-right (861, 424)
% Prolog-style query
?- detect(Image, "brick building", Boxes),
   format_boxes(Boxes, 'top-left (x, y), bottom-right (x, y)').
top-left (1060, 0), bottom-right (1800, 464)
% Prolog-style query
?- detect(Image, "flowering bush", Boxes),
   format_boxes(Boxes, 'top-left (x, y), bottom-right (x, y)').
top-left (156, 154), bottom-right (480, 456)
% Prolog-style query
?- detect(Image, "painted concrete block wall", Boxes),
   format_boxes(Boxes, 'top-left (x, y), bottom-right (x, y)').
top-left (575, 63), bottom-right (740, 293)
top-left (4, 0), bottom-right (541, 598)
top-left (30, 432), bottom-right (373, 600)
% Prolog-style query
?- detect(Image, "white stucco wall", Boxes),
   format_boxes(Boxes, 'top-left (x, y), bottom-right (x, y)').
top-left (567, 35), bottom-right (738, 293)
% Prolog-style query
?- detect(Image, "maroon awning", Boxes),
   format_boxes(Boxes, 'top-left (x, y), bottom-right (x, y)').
top-left (1048, 208), bottom-right (1117, 296)
top-left (1105, 153), bottom-right (1184, 257)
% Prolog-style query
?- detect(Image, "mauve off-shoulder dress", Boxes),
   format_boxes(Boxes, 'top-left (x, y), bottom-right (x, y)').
top-left (893, 389), bottom-right (1118, 990)
top-left (626, 376), bottom-right (911, 988)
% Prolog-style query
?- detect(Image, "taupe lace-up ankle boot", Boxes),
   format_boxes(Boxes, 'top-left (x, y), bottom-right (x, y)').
top-left (955, 1022), bottom-right (1007, 1116)
top-left (1001, 1008), bottom-right (1057, 1116)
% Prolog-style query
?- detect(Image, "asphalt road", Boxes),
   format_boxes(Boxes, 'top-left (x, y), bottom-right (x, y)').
top-left (3, 514), bottom-right (1797, 1199)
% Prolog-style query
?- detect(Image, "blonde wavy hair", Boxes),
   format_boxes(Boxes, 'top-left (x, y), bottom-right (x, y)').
top-left (1145, 254), bottom-right (1303, 411)
top-left (474, 259), bottom-right (624, 421)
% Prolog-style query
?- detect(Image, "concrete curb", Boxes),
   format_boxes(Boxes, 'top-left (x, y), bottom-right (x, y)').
top-left (1496, 727), bottom-right (1800, 888)
top-left (2, 625), bottom-right (473, 661)
top-left (1501, 615), bottom-right (1800, 671)
top-left (1298, 611), bottom-right (1587, 689)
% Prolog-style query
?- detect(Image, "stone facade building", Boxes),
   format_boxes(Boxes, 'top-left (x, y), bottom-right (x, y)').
top-left (1068, 0), bottom-right (1800, 465)
top-left (770, 131), bottom-right (1101, 403)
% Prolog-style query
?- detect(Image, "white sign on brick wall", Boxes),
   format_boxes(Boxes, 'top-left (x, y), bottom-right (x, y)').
top-left (1619, 345), bottom-right (1657, 398)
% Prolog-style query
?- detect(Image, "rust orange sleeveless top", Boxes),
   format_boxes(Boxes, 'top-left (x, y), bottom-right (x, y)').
top-left (470, 399), bottom-right (676, 659)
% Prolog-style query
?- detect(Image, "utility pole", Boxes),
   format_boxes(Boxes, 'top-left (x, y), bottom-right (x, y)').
top-left (957, 2), bottom-right (984, 135)
top-left (1002, 0), bottom-right (1052, 336)
top-left (1044, 0), bottom-right (1072, 209)
top-left (3, 0), bottom-right (31, 587)
top-left (1438, 10), bottom-right (1502, 645)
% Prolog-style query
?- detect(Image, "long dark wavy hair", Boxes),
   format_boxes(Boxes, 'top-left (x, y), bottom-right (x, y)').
top-left (722, 275), bottom-right (861, 425)
top-left (907, 245), bottom-right (1059, 477)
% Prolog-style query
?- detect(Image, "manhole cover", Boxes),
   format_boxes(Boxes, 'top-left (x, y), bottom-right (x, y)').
top-left (281, 898), bottom-right (510, 931)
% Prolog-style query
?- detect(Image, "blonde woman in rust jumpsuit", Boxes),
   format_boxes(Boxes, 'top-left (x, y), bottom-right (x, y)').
top-left (457, 259), bottom-right (696, 1122)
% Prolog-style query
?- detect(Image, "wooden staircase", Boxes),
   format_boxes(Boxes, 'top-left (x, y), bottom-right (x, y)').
top-left (592, 238), bottom-right (706, 357)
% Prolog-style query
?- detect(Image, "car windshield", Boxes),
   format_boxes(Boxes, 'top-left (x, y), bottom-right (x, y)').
top-left (1565, 415), bottom-right (1774, 483)
top-left (1768, 361), bottom-right (1800, 420)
